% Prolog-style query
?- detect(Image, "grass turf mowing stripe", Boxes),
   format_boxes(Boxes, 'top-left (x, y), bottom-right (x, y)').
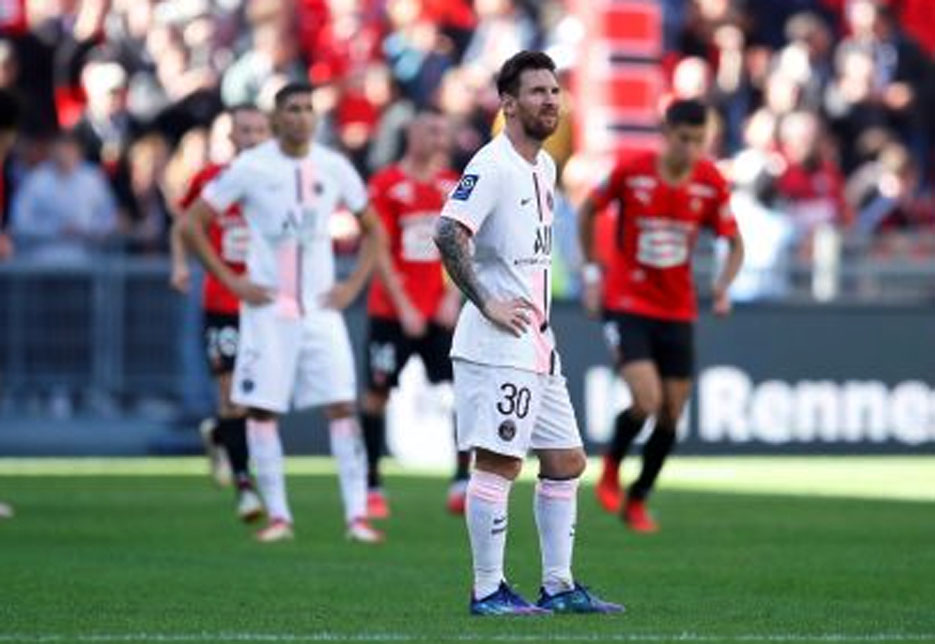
top-left (0, 456), bottom-right (931, 502)
top-left (1, 634), bottom-right (935, 642)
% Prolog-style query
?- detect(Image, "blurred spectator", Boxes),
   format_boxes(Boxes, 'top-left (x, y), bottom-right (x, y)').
top-left (435, 66), bottom-right (490, 170)
top-left (462, 0), bottom-right (536, 77)
top-left (384, 0), bottom-right (457, 108)
top-left (124, 133), bottom-right (170, 254)
top-left (365, 64), bottom-right (416, 173)
top-left (836, 0), bottom-right (932, 172)
top-left (73, 59), bottom-right (140, 213)
top-left (728, 109), bottom-right (796, 300)
top-left (783, 12), bottom-right (834, 111)
top-left (847, 141), bottom-right (935, 238)
top-left (0, 87), bottom-right (19, 261)
top-left (221, 16), bottom-right (306, 107)
top-left (824, 47), bottom-right (891, 172)
top-left (10, 130), bottom-right (117, 262)
top-left (774, 110), bottom-right (852, 243)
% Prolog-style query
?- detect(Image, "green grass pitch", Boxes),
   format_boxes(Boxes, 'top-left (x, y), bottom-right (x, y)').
top-left (0, 457), bottom-right (933, 644)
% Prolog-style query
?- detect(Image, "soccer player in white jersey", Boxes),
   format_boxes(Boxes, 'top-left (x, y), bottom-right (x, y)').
top-left (434, 51), bottom-right (624, 615)
top-left (183, 83), bottom-right (385, 544)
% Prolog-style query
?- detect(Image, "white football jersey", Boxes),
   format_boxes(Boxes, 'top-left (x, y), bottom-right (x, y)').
top-left (440, 133), bottom-right (558, 374)
top-left (202, 139), bottom-right (368, 315)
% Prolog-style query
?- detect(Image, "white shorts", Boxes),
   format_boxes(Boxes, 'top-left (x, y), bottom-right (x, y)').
top-left (452, 359), bottom-right (583, 459)
top-left (231, 306), bottom-right (356, 414)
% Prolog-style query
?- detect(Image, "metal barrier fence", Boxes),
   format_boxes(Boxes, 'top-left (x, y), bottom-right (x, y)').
top-left (0, 256), bottom-right (187, 419)
top-left (2, 251), bottom-right (934, 423)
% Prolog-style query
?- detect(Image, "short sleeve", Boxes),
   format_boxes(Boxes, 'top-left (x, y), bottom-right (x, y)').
top-left (588, 162), bottom-right (627, 212)
top-left (334, 154), bottom-right (368, 215)
top-left (177, 175), bottom-right (204, 213)
top-left (201, 159), bottom-right (248, 213)
top-left (368, 172), bottom-right (398, 237)
top-left (706, 168), bottom-right (739, 239)
top-left (439, 158), bottom-right (498, 234)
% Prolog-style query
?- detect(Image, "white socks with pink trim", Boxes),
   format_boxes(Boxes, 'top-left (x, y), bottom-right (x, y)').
top-left (466, 470), bottom-right (512, 599)
top-left (247, 418), bottom-right (292, 524)
top-left (535, 477), bottom-right (578, 595)
top-left (328, 416), bottom-right (368, 524)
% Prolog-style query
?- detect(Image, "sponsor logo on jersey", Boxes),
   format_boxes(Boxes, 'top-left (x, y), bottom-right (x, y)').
top-left (533, 225), bottom-right (552, 255)
top-left (451, 174), bottom-right (479, 201)
top-left (627, 175), bottom-right (657, 190)
top-left (390, 181), bottom-right (414, 203)
top-left (688, 183), bottom-right (716, 198)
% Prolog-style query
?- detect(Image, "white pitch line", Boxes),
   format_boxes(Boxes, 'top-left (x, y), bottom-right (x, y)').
top-left (0, 636), bottom-right (921, 642)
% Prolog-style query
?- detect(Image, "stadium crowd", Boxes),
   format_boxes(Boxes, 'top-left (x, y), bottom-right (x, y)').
top-left (0, 0), bottom-right (932, 278)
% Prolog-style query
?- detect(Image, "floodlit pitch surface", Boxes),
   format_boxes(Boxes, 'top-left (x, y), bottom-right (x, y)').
top-left (0, 457), bottom-right (932, 644)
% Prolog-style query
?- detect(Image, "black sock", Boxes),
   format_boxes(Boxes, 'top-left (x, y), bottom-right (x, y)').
top-left (452, 418), bottom-right (470, 481)
top-left (629, 423), bottom-right (677, 501)
top-left (608, 408), bottom-right (646, 463)
top-left (217, 416), bottom-right (250, 483)
top-left (361, 411), bottom-right (384, 490)
top-left (454, 450), bottom-right (471, 481)
top-left (210, 417), bottom-right (223, 445)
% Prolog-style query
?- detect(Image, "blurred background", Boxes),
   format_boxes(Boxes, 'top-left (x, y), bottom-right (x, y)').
top-left (0, 0), bottom-right (932, 461)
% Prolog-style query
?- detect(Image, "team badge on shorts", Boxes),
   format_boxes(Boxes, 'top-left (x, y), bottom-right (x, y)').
top-left (498, 419), bottom-right (517, 442)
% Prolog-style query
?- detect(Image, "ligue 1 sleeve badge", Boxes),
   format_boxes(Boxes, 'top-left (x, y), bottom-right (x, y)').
top-left (452, 174), bottom-right (479, 201)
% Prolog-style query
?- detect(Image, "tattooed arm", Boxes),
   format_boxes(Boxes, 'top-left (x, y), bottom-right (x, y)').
top-left (433, 217), bottom-right (490, 311)
top-left (434, 217), bottom-right (533, 337)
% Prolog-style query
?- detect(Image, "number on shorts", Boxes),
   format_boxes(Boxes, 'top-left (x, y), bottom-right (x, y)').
top-left (497, 383), bottom-right (531, 419)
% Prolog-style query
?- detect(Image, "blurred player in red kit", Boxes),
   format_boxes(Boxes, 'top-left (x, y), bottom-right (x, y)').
top-left (578, 99), bottom-right (744, 532)
top-left (170, 104), bottom-right (270, 522)
top-left (361, 108), bottom-right (470, 518)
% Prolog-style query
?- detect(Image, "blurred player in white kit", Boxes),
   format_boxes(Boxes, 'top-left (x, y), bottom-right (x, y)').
top-left (184, 83), bottom-right (386, 544)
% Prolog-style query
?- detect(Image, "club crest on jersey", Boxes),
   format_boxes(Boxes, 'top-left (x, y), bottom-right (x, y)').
top-left (452, 174), bottom-right (479, 201)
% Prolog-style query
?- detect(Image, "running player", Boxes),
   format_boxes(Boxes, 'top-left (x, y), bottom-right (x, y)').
top-left (577, 99), bottom-right (745, 532)
top-left (435, 51), bottom-right (623, 615)
top-left (170, 104), bottom-right (269, 522)
top-left (183, 83), bottom-right (386, 544)
top-left (361, 108), bottom-right (470, 519)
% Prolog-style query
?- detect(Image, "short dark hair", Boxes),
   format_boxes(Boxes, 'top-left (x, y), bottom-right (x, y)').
top-left (274, 82), bottom-right (313, 109)
top-left (496, 50), bottom-right (557, 97)
top-left (0, 88), bottom-right (20, 132)
top-left (227, 102), bottom-right (263, 117)
top-left (664, 99), bottom-right (708, 127)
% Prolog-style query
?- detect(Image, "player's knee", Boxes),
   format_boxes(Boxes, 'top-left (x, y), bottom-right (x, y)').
top-left (474, 449), bottom-right (522, 481)
top-left (657, 407), bottom-right (682, 431)
top-left (324, 401), bottom-right (356, 419)
top-left (631, 393), bottom-right (662, 419)
top-left (218, 397), bottom-right (244, 419)
top-left (538, 448), bottom-right (586, 480)
top-left (248, 408), bottom-right (276, 421)
top-left (361, 390), bottom-right (388, 415)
